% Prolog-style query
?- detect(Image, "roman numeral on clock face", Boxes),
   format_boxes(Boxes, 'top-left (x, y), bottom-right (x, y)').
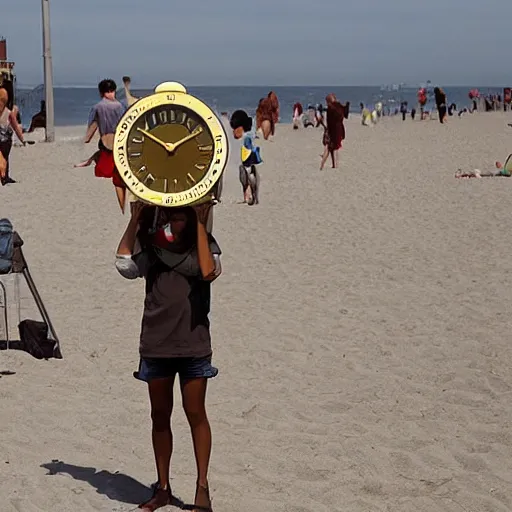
top-left (143, 173), bottom-right (155, 186)
top-left (197, 150), bottom-right (212, 166)
top-left (146, 112), bottom-right (158, 129)
top-left (186, 117), bottom-right (198, 132)
top-left (159, 109), bottom-right (168, 124)
top-left (136, 165), bottom-right (148, 178)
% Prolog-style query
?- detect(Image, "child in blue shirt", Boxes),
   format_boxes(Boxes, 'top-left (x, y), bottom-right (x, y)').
top-left (230, 110), bottom-right (262, 205)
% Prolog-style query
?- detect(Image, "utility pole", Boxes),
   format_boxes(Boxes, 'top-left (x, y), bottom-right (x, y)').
top-left (41, 0), bottom-right (55, 142)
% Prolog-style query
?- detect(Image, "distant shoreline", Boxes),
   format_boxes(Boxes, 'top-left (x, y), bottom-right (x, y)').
top-left (14, 85), bottom-right (509, 128)
top-left (17, 84), bottom-right (512, 90)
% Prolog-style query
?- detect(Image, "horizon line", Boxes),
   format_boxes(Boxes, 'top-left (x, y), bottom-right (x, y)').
top-left (16, 83), bottom-right (510, 90)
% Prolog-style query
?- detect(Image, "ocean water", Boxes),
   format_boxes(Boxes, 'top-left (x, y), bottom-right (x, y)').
top-left (15, 85), bottom-right (505, 127)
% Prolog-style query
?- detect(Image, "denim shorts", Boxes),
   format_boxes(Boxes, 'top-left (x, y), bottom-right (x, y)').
top-left (133, 356), bottom-right (218, 382)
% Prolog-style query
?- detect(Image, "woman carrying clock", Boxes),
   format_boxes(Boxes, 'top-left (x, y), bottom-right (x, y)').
top-left (116, 200), bottom-right (221, 512)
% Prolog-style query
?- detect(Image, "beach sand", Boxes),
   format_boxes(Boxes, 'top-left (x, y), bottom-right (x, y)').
top-left (1, 112), bottom-right (512, 511)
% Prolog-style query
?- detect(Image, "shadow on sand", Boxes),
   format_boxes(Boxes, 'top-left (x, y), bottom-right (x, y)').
top-left (41, 460), bottom-right (198, 509)
top-left (0, 340), bottom-right (19, 378)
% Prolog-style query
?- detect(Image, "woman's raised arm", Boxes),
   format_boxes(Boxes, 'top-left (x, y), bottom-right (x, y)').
top-left (117, 202), bottom-right (145, 256)
top-left (194, 203), bottom-right (219, 281)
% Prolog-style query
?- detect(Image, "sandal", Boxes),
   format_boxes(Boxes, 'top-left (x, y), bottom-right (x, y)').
top-left (193, 482), bottom-right (213, 512)
top-left (138, 484), bottom-right (172, 511)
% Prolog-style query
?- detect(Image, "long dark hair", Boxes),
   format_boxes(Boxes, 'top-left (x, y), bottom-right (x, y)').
top-left (0, 79), bottom-right (14, 110)
top-left (434, 87), bottom-right (445, 105)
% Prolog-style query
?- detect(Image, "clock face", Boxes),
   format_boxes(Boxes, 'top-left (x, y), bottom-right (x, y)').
top-left (114, 91), bottom-right (228, 207)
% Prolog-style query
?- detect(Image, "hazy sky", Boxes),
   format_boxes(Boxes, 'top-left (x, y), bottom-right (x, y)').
top-left (4, 0), bottom-right (511, 87)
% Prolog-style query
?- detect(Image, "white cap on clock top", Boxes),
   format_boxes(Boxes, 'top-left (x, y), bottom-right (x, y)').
top-left (154, 82), bottom-right (187, 94)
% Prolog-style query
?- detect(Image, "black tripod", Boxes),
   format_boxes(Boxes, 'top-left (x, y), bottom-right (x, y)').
top-left (0, 232), bottom-right (61, 359)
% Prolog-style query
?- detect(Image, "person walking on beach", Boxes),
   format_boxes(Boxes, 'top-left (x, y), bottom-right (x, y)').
top-left (230, 109), bottom-right (262, 205)
top-left (292, 102), bottom-right (303, 129)
top-left (115, 202), bottom-right (221, 512)
top-left (320, 94), bottom-right (345, 170)
top-left (0, 87), bottom-right (26, 186)
top-left (256, 96), bottom-right (274, 140)
top-left (268, 91), bottom-right (279, 135)
top-left (434, 87), bottom-right (447, 124)
top-left (84, 79), bottom-right (127, 212)
top-left (400, 101), bottom-right (408, 121)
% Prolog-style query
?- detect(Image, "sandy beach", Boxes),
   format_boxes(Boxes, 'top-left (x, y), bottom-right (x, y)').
top-left (1, 112), bottom-right (512, 511)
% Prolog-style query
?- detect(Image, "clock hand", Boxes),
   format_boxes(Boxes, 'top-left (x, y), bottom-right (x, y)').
top-left (137, 126), bottom-right (203, 154)
top-left (168, 127), bottom-right (203, 152)
top-left (137, 128), bottom-right (170, 152)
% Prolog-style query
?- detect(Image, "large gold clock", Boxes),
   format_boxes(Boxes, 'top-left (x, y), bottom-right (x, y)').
top-left (113, 82), bottom-right (228, 207)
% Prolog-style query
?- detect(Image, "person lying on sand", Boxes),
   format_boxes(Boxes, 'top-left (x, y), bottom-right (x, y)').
top-left (455, 161), bottom-right (511, 178)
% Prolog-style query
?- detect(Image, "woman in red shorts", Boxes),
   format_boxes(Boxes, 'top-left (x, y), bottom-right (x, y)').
top-left (84, 79), bottom-right (127, 213)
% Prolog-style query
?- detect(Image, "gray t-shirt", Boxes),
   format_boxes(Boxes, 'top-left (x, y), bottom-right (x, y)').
top-left (140, 268), bottom-right (213, 359)
top-left (88, 98), bottom-right (125, 136)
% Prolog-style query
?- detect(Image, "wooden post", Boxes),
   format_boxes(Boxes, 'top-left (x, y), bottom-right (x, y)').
top-left (41, 0), bottom-right (55, 142)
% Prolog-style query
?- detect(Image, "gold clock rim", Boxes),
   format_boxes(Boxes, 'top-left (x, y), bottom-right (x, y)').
top-left (113, 91), bottom-right (228, 207)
